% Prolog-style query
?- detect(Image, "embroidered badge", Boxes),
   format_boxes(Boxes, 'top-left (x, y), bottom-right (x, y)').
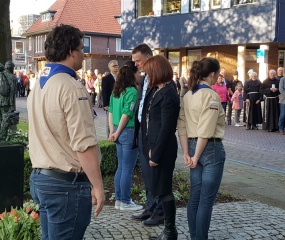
top-left (78, 97), bottom-right (88, 100)
top-left (130, 102), bottom-right (135, 111)
top-left (41, 67), bottom-right (51, 77)
top-left (209, 100), bottom-right (219, 110)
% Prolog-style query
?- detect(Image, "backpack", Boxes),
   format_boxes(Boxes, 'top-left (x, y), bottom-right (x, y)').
top-left (0, 72), bottom-right (10, 97)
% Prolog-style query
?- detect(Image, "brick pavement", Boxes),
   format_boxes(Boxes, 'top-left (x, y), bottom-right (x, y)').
top-left (16, 98), bottom-right (285, 240)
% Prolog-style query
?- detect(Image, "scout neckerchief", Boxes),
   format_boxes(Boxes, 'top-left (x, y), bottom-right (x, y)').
top-left (192, 83), bottom-right (212, 94)
top-left (40, 63), bottom-right (76, 89)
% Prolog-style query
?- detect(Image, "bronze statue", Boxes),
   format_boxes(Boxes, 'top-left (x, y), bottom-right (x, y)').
top-left (0, 61), bottom-right (19, 141)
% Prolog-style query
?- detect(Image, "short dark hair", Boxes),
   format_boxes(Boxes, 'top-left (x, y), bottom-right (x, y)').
top-left (188, 57), bottom-right (220, 92)
top-left (143, 55), bottom-right (173, 88)
top-left (44, 24), bottom-right (83, 62)
top-left (132, 43), bottom-right (153, 57)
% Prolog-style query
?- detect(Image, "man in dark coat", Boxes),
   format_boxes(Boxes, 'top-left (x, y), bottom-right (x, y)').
top-left (260, 69), bottom-right (280, 131)
top-left (131, 43), bottom-right (165, 226)
top-left (102, 60), bottom-right (118, 138)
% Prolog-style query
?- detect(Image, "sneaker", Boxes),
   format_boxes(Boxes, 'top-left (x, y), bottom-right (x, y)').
top-left (120, 200), bottom-right (143, 211)
top-left (235, 123), bottom-right (240, 127)
top-left (115, 200), bottom-right (122, 210)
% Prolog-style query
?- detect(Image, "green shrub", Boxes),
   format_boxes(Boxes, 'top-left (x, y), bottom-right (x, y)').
top-left (22, 140), bottom-right (117, 194)
top-left (98, 140), bottom-right (117, 177)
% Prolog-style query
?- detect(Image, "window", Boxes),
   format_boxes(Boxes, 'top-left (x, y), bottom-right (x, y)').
top-left (15, 42), bottom-right (24, 54)
top-left (279, 51), bottom-right (285, 68)
top-left (191, 0), bottom-right (201, 10)
top-left (187, 50), bottom-right (201, 69)
top-left (168, 51), bottom-right (180, 74)
top-left (116, 38), bottom-right (121, 51)
top-left (29, 37), bottom-right (32, 51)
top-left (137, 0), bottom-right (153, 17)
top-left (83, 37), bottom-right (91, 53)
top-left (232, 0), bottom-right (257, 5)
top-left (163, 0), bottom-right (181, 14)
top-left (211, 0), bottom-right (221, 8)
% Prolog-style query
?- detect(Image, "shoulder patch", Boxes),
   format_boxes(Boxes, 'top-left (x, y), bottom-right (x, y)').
top-left (209, 100), bottom-right (219, 110)
top-left (130, 102), bottom-right (135, 111)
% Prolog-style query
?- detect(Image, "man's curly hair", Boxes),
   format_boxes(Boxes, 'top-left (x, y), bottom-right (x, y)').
top-left (44, 24), bottom-right (83, 62)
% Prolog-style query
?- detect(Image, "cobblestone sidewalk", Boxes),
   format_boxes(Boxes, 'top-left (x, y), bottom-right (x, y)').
top-left (84, 202), bottom-right (285, 240)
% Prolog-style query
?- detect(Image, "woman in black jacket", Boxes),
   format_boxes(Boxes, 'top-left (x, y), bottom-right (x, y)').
top-left (141, 55), bottom-right (180, 240)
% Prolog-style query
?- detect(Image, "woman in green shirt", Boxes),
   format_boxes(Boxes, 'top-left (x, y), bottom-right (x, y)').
top-left (108, 64), bottom-right (142, 211)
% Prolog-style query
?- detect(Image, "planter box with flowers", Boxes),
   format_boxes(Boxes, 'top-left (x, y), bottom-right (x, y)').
top-left (0, 200), bottom-right (41, 240)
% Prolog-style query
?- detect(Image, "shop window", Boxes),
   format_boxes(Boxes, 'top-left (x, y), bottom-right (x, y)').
top-left (191, 0), bottom-right (201, 10)
top-left (163, 0), bottom-right (181, 14)
top-left (168, 51), bottom-right (180, 75)
top-left (279, 51), bottom-right (285, 68)
top-left (232, 0), bottom-right (257, 5)
top-left (187, 50), bottom-right (201, 69)
top-left (137, 0), bottom-right (153, 17)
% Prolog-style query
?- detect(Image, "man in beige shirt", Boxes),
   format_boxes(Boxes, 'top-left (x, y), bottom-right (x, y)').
top-left (27, 24), bottom-right (104, 239)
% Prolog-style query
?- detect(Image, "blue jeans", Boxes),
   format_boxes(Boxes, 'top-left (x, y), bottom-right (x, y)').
top-left (221, 102), bottom-right (227, 114)
top-left (187, 139), bottom-right (225, 240)
top-left (30, 171), bottom-right (92, 240)
top-left (279, 103), bottom-right (285, 131)
top-left (114, 127), bottom-right (138, 204)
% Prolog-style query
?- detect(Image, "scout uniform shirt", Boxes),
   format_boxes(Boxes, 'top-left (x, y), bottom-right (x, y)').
top-left (177, 81), bottom-right (225, 139)
top-left (27, 63), bottom-right (98, 172)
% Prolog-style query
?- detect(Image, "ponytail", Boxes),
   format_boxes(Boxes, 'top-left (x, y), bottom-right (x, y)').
top-left (188, 61), bottom-right (201, 92)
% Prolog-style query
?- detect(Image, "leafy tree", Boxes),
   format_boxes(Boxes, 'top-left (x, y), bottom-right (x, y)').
top-left (0, 0), bottom-right (12, 64)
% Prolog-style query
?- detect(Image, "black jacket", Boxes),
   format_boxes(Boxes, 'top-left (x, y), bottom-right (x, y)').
top-left (102, 74), bottom-right (115, 108)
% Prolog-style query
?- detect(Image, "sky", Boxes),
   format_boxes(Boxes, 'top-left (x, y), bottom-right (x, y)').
top-left (10, 0), bottom-right (57, 21)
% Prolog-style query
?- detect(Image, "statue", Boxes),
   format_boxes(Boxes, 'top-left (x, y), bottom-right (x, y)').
top-left (0, 61), bottom-right (19, 141)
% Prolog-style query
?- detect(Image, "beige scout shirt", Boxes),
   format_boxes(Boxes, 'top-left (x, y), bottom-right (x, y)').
top-left (177, 81), bottom-right (225, 139)
top-left (27, 73), bottom-right (98, 172)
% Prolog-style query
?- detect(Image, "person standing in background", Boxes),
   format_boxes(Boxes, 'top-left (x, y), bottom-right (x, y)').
top-left (102, 60), bottom-right (119, 138)
top-left (278, 75), bottom-right (285, 134)
top-left (227, 71), bottom-right (243, 125)
top-left (260, 69), bottom-right (280, 132)
top-left (243, 72), bottom-right (263, 130)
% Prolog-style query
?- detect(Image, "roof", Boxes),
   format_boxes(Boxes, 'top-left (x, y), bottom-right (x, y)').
top-left (25, 0), bottom-right (121, 36)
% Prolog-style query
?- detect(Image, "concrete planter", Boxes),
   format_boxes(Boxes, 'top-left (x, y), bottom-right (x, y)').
top-left (0, 144), bottom-right (24, 212)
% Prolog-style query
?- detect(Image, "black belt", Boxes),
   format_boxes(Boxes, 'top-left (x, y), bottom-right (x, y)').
top-left (33, 168), bottom-right (89, 182)
top-left (189, 138), bottom-right (222, 142)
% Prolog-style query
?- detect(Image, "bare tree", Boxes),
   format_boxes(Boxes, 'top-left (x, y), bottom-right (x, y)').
top-left (0, 0), bottom-right (12, 64)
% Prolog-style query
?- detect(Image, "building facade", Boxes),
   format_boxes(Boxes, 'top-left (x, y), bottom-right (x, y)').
top-left (23, 0), bottom-right (131, 75)
top-left (121, 0), bottom-right (285, 82)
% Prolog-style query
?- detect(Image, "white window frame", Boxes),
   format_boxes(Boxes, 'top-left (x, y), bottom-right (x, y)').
top-left (211, 0), bottom-right (221, 9)
top-left (29, 37), bottom-right (32, 51)
top-left (191, 0), bottom-right (201, 11)
top-left (137, 0), bottom-right (154, 17)
top-left (15, 41), bottom-right (24, 54)
top-left (278, 50), bottom-right (285, 68)
top-left (83, 36), bottom-right (91, 53)
top-left (116, 38), bottom-right (122, 52)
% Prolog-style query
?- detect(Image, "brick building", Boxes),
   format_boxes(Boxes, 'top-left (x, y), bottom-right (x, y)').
top-left (23, 0), bottom-right (131, 74)
top-left (120, 0), bottom-right (285, 82)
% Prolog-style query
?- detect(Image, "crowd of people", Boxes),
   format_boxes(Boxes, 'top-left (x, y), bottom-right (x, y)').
top-left (211, 67), bottom-right (284, 133)
top-left (22, 23), bottom-right (285, 240)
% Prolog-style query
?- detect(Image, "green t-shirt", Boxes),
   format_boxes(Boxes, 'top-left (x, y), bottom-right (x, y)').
top-left (108, 87), bottom-right (138, 127)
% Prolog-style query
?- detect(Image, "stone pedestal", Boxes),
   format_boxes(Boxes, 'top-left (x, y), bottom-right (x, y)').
top-left (0, 144), bottom-right (24, 212)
